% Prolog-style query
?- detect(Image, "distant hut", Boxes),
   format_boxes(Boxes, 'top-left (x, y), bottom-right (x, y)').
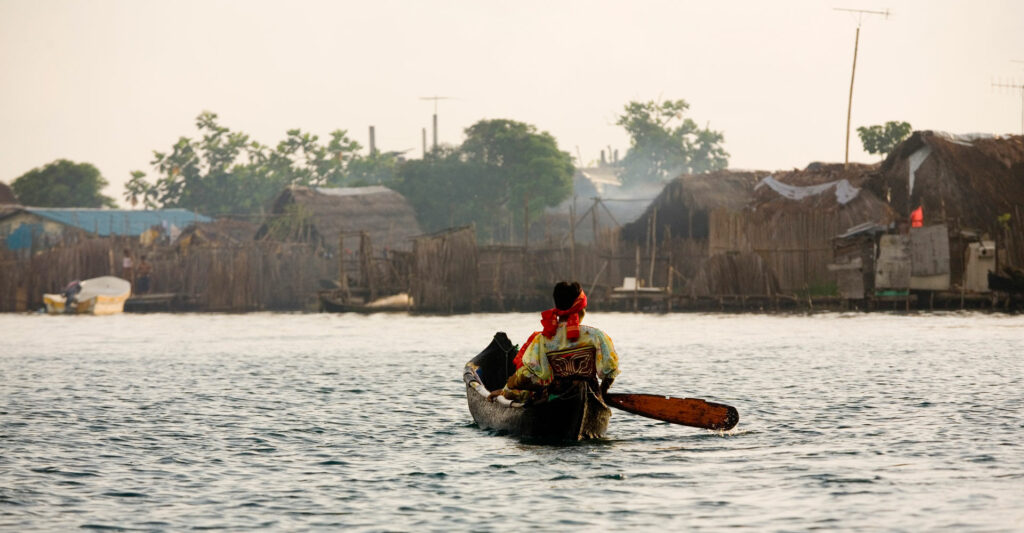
top-left (712, 163), bottom-right (895, 293)
top-left (615, 171), bottom-right (765, 287)
top-left (0, 181), bottom-right (17, 205)
top-left (0, 207), bottom-right (211, 252)
top-left (623, 170), bottom-right (766, 244)
top-left (175, 219), bottom-right (260, 250)
top-left (258, 185), bottom-right (422, 253)
top-left (865, 131), bottom-right (1024, 269)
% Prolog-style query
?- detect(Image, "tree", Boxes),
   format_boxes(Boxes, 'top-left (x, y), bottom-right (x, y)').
top-left (393, 119), bottom-right (574, 239)
top-left (857, 121), bottom-right (912, 158)
top-left (393, 148), bottom-right (491, 233)
top-left (11, 159), bottom-right (117, 208)
top-left (125, 112), bottom-right (367, 216)
top-left (616, 99), bottom-right (728, 186)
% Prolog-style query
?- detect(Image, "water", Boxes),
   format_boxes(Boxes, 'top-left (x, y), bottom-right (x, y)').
top-left (1, 312), bottom-right (1022, 531)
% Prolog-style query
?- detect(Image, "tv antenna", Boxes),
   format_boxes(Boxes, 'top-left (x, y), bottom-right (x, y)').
top-left (835, 7), bottom-right (890, 168)
top-left (420, 96), bottom-right (455, 154)
top-left (992, 77), bottom-right (1024, 134)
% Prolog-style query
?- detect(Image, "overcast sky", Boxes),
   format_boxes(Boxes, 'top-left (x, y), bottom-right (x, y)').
top-left (2, 0), bottom-right (1022, 205)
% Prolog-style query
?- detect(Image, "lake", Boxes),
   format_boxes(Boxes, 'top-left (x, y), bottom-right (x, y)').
top-left (1, 312), bottom-right (1022, 531)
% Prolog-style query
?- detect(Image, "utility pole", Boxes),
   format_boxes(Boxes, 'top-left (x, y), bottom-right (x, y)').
top-left (835, 7), bottom-right (889, 168)
top-left (420, 96), bottom-right (454, 153)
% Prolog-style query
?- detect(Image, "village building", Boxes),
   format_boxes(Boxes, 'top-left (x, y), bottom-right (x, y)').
top-left (258, 185), bottom-right (422, 253)
top-left (0, 207), bottom-right (211, 252)
top-left (618, 170), bottom-right (767, 295)
top-left (707, 163), bottom-right (894, 297)
top-left (864, 131), bottom-right (1024, 285)
top-left (174, 219), bottom-right (260, 251)
top-left (258, 185), bottom-right (423, 307)
top-left (0, 181), bottom-right (17, 206)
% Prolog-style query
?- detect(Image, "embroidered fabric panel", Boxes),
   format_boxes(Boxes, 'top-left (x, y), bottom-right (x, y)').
top-left (546, 346), bottom-right (596, 378)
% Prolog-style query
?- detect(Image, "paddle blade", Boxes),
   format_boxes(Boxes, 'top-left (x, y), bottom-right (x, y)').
top-left (605, 393), bottom-right (739, 430)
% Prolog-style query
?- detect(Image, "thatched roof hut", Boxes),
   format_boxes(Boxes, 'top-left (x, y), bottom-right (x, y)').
top-left (621, 170), bottom-right (767, 243)
top-left (0, 181), bottom-right (17, 205)
top-left (865, 131), bottom-right (1024, 234)
top-left (175, 219), bottom-right (260, 248)
top-left (259, 185), bottom-right (422, 252)
top-left (710, 163), bottom-right (895, 292)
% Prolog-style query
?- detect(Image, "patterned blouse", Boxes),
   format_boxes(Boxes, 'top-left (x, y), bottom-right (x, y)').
top-left (517, 322), bottom-right (620, 387)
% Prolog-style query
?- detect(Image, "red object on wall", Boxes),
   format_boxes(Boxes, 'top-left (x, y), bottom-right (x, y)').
top-left (910, 206), bottom-right (924, 228)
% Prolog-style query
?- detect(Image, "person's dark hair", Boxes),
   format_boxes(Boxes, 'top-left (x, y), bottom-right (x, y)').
top-left (552, 281), bottom-right (582, 310)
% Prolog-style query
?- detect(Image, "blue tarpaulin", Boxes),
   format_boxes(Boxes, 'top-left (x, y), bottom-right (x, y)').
top-left (14, 208), bottom-right (211, 237)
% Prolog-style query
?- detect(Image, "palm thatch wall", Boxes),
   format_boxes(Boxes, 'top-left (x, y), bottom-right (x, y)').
top-left (412, 226), bottom-right (479, 313)
top-left (0, 235), bottom-right (331, 312)
top-left (686, 252), bottom-right (781, 297)
top-left (260, 185), bottom-right (422, 253)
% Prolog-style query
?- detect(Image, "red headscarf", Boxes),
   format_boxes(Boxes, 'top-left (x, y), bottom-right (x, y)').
top-left (513, 289), bottom-right (588, 369)
top-left (541, 289), bottom-right (587, 340)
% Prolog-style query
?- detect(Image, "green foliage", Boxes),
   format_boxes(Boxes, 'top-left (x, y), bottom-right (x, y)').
top-left (393, 119), bottom-right (574, 239)
top-left (12, 159), bottom-right (117, 208)
top-left (393, 148), bottom-right (492, 234)
top-left (616, 99), bottom-right (728, 185)
top-left (125, 111), bottom-right (387, 217)
top-left (857, 121), bottom-right (912, 157)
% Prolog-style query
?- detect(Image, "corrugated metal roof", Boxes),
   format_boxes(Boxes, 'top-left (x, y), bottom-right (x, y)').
top-left (19, 208), bottom-right (212, 236)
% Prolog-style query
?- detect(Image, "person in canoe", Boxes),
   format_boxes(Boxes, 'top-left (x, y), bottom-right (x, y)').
top-left (489, 281), bottom-right (619, 404)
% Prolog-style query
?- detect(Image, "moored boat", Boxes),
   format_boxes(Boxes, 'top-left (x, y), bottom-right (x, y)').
top-left (463, 332), bottom-right (611, 440)
top-left (43, 276), bottom-right (131, 315)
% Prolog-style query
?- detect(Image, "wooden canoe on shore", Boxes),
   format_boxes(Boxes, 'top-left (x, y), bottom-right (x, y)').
top-left (463, 332), bottom-right (611, 440)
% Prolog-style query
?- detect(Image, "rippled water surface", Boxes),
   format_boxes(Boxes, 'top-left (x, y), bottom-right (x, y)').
top-left (2, 312), bottom-right (1023, 531)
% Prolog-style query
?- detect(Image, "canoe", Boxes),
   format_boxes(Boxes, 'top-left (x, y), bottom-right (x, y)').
top-left (463, 332), bottom-right (611, 440)
top-left (43, 276), bottom-right (131, 315)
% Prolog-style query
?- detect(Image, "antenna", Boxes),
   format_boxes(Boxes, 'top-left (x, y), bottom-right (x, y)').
top-left (992, 79), bottom-right (1024, 134)
top-left (420, 96), bottom-right (455, 153)
top-left (835, 7), bottom-right (890, 168)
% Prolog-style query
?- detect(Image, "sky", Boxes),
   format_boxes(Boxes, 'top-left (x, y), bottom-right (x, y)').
top-left (1, 0), bottom-right (1022, 205)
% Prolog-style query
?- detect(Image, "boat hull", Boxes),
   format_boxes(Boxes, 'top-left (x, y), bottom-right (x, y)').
top-left (43, 293), bottom-right (128, 315)
top-left (42, 276), bottom-right (131, 315)
top-left (463, 332), bottom-right (611, 441)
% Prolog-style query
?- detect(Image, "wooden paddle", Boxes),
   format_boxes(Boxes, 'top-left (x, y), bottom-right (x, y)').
top-left (604, 393), bottom-right (739, 430)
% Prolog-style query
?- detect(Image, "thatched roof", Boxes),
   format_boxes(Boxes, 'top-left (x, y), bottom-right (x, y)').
top-left (262, 185), bottom-right (422, 252)
top-left (622, 170), bottom-right (767, 242)
top-left (175, 219), bottom-right (260, 247)
top-left (0, 182), bottom-right (16, 205)
top-left (748, 162), bottom-right (894, 230)
top-left (865, 131), bottom-right (1024, 234)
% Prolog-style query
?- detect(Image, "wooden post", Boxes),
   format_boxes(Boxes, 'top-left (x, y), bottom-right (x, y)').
top-left (666, 226), bottom-right (673, 312)
top-left (569, 201), bottom-right (576, 279)
top-left (648, 207), bottom-right (657, 287)
top-left (360, 231), bottom-right (376, 302)
top-left (634, 245), bottom-right (640, 312)
top-left (338, 234), bottom-right (350, 301)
